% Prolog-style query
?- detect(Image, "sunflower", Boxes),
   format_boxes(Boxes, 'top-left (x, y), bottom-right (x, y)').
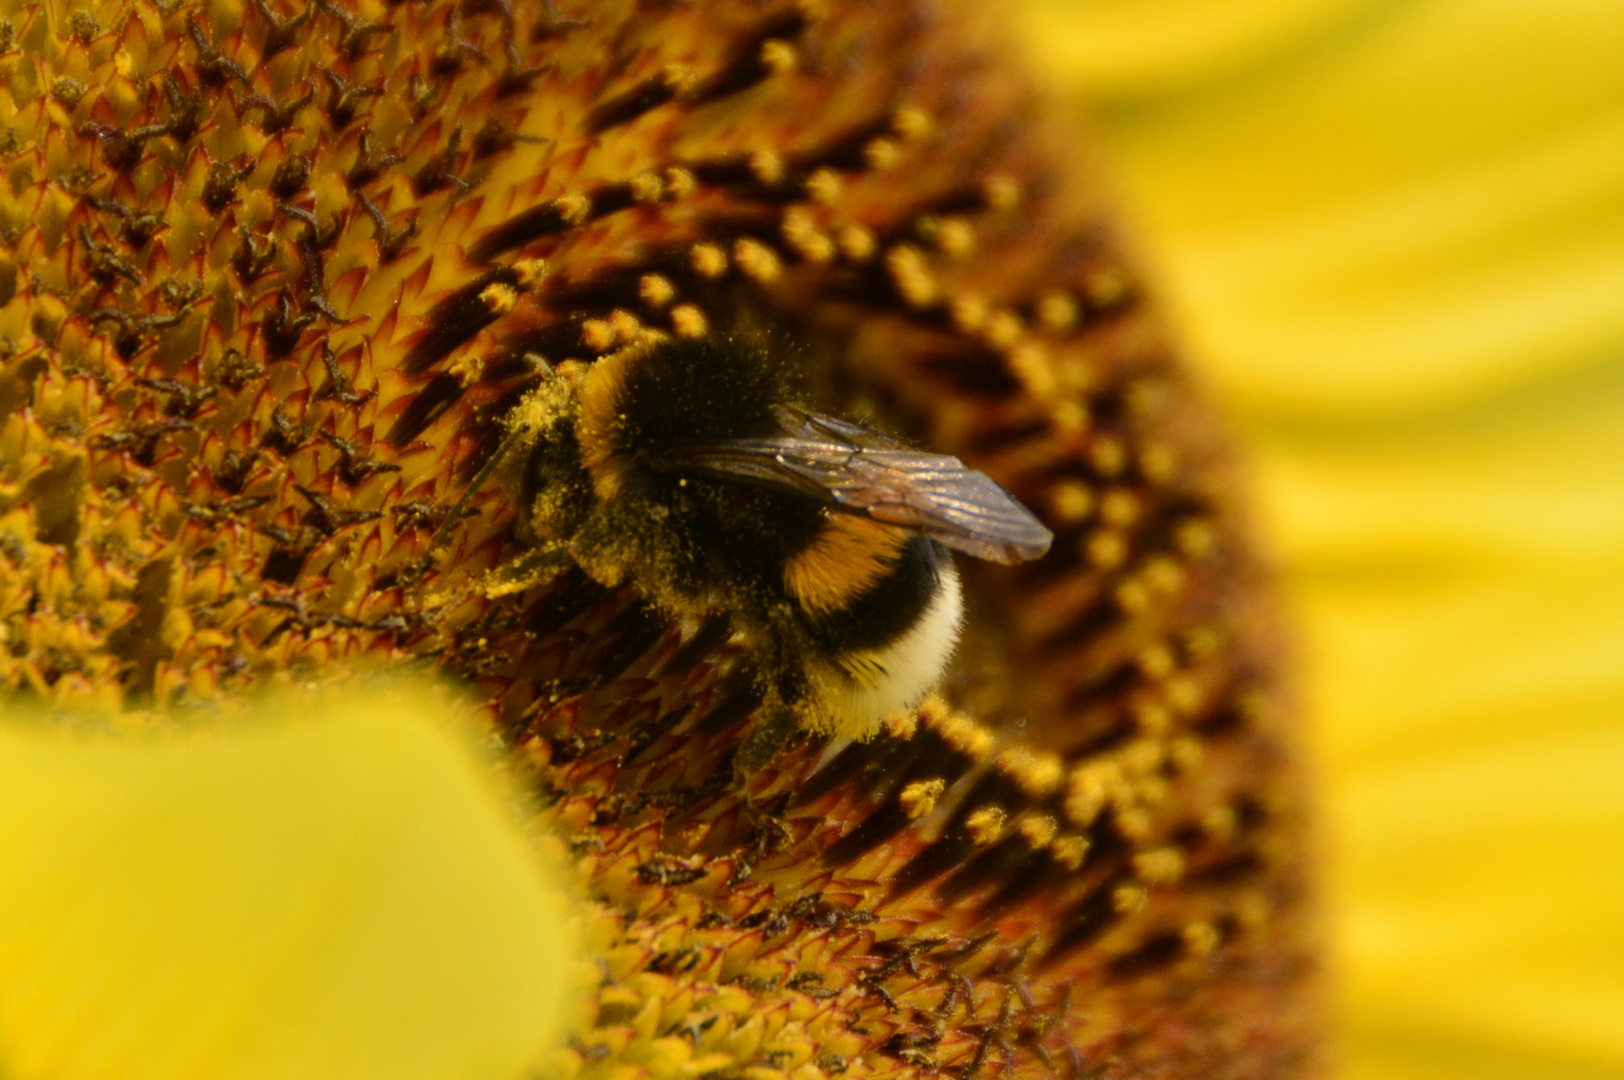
top-left (1017, 1), bottom-right (1624, 1078)
top-left (0, 0), bottom-right (1346, 1076)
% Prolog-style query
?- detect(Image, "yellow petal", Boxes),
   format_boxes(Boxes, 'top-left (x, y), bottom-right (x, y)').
top-left (0, 687), bottom-right (581, 1080)
top-left (1018, 1), bottom-right (1624, 1077)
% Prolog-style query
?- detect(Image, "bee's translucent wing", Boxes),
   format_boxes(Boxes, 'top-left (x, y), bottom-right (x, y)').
top-left (665, 408), bottom-right (1053, 564)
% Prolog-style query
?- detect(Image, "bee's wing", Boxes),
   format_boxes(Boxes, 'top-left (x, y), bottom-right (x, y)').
top-left (666, 410), bottom-right (1054, 565)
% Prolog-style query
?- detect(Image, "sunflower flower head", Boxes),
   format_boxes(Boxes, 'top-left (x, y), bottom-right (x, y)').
top-left (0, 0), bottom-right (1318, 1077)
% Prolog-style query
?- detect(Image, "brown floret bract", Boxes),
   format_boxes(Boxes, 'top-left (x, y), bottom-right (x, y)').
top-left (0, 1), bottom-right (1318, 1077)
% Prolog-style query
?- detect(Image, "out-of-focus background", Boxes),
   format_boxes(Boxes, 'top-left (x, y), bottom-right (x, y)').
top-left (1014, 2), bottom-right (1624, 1078)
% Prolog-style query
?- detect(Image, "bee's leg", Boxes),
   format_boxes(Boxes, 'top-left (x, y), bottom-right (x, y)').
top-left (736, 695), bottom-right (798, 776)
top-left (477, 543), bottom-right (573, 598)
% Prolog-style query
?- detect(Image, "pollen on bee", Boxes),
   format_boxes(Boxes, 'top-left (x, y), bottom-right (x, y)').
top-left (900, 779), bottom-right (945, 820)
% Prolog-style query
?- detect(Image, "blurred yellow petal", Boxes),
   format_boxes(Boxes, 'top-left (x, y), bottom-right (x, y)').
top-left (1019, 0), bottom-right (1624, 1078)
top-left (1031, 0), bottom-right (1624, 415)
top-left (0, 687), bottom-right (580, 1080)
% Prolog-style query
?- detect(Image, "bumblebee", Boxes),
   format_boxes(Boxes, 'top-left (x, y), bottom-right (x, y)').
top-left (490, 334), bottom-right (1052, 762)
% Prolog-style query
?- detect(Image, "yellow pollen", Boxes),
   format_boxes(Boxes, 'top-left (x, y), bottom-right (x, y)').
top-left (983, 174), bottom-right (1021, 210)
top-left (1113, 885), bottom-right (1149, 915)
top-left (638, 275), bottom-right (676, 308)
top-left (965, 805), bottom-right (1006, 845)
top-left (836, 224), bottom-right (877, 262)
top-left (663, 167), bottom-right (699, 199)
top-left (1019, 815), bottom-right (1058, 847)
top-left (884, 709), bottom-right (920, 740)
top-left (950, 295), bottom-right (989, 332)
top-left (892, 105), bottom-right (933, 140)
top-left (864, 137), bottom-right (901, 170)
top-left (1050, 481), bottom-right (1094, 524)
top-left (581, 319), bottom-right (616, 353)
top-left (554, 193), bottom-right (592, 225)
top-left (749, 150), bottom-right (785, 186)
top-left (1084, 529), bottom-right (1127, 571)
top-left (690, 243), bottom-right (729, 278)
top-left (900, 779), bottom-right (945, 820)
top-left (805, 168), bottom-right (843, 206)
top-left (1006, 343), bottom-right (1056, 398)
top-left (669, 305), bottom-right (708, 338)
top-left (660, 63), bottom-right (697, 92)
top-left (982, 311), bottom-right (1023, 349)
top-left (885, 245), bottom-right (937, 307)
top-left (479, 282), bottom-right (519, 315)
top-left (629, 173), bottom-right (665, 202)
top-left (1183, 922), bottom-right (1221, 958)
top-left (1134, 848), bottom-right (1185, 885)
top-left (732, 238), bottom-right (783, 282)
top-left (1036, 291), bottom-right (1078, 331)
top-left (760, 39), bottom-right (798, 75)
